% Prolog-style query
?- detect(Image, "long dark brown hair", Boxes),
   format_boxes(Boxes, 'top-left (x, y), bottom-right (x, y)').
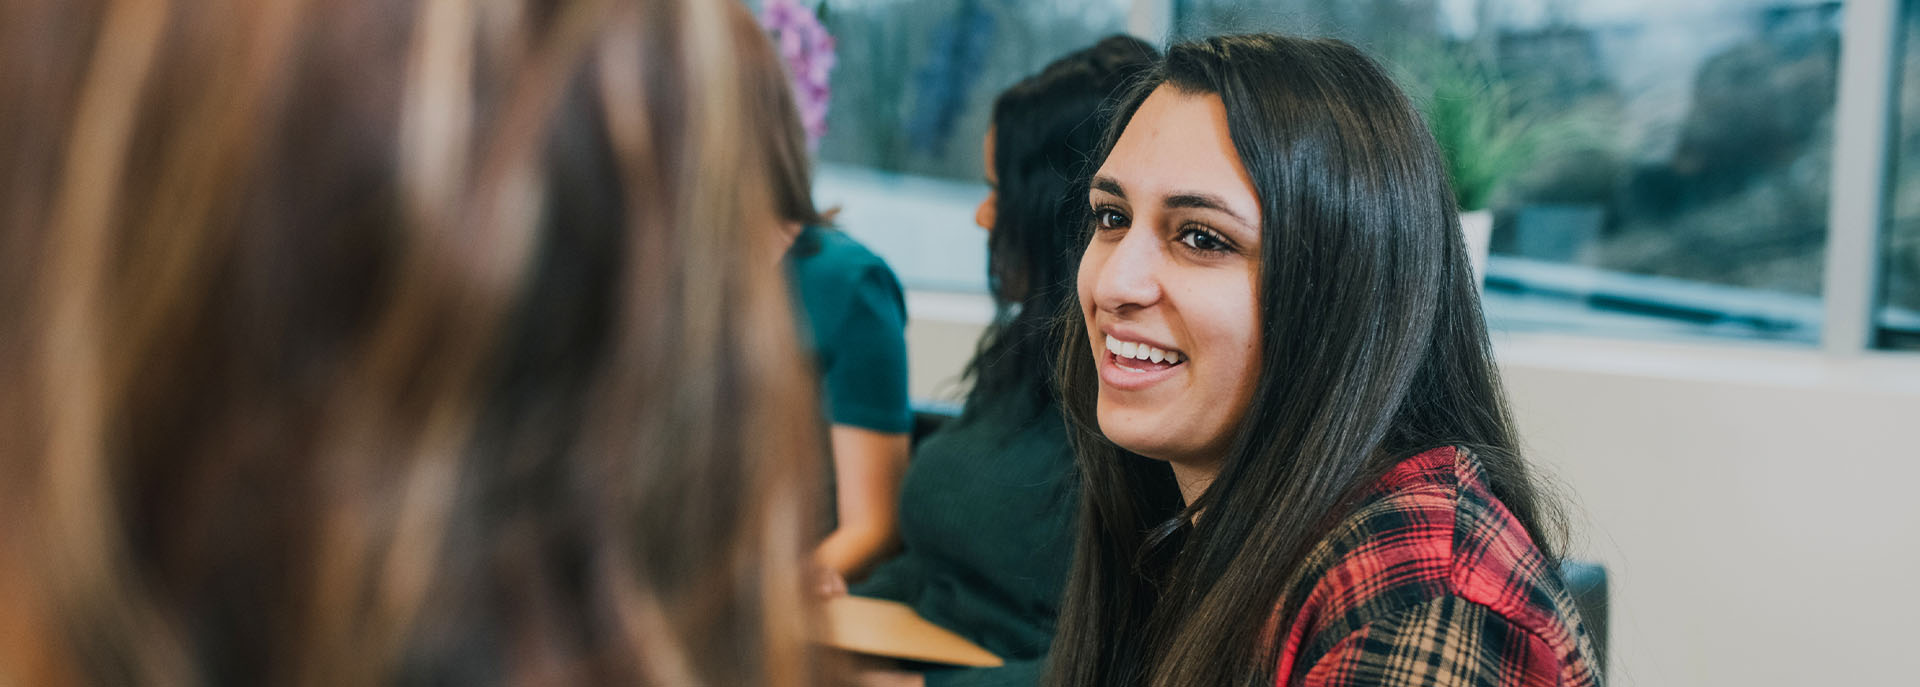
top-left (1045, 34), bottom-right (1565, 687)
top-left (0, 0), bottom-right (824, 685)
top-left (964, 35), bottom-right (1157, 412)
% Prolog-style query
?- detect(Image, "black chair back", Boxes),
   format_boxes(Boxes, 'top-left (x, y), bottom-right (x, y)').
top-left (1558, 559), bottom-right (1610, 672)
top-left (909, 401), bottom-right (962, 449)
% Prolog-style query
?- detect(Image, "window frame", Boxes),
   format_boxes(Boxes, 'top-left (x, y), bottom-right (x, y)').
top-left (1824, 0), bottom-right (1901, 354)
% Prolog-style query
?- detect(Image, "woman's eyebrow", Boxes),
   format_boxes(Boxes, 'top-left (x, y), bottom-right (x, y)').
top-left (1094, 177), bottom-right (1254, 230)
top-left (1164, 192), bottom-right (1251, 225)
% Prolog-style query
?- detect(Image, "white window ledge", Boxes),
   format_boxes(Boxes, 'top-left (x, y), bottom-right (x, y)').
top-left (1494, 331), bottom-right (1920, 397)
top-left (905, 287), bottom-right (1920, 399)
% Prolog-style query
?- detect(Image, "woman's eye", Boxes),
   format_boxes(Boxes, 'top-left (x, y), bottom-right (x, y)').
top-left (1178, 227), bottom-right (1231, 254)
top-left (1093, 208), bottom-right (1130, 230)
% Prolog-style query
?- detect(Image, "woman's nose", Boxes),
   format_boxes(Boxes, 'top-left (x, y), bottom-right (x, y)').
top-left (1089, 228), bottom-right (1162, 312)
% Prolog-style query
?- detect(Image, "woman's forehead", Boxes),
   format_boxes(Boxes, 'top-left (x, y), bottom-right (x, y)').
top-left (1095, 87), bottom-right (1259, 219)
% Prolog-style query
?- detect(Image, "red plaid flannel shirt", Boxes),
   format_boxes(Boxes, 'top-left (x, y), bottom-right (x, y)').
top-left (1270, 446), bottom-right (1601, 686)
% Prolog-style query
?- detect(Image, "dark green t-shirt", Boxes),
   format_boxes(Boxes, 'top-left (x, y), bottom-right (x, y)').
top-left (786, 226), bottom-right (913, 434)
top-left (852, 391), bottom-right (1078, 687)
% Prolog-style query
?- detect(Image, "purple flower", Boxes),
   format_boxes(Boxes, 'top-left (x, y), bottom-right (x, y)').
top-left (760, 0), bottom-right (837, 150)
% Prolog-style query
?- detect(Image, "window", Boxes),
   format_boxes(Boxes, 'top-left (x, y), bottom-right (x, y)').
top-left (1178, 0), bottom-right (1841, 343)
top-left (813, 0), bottom-right (1132, 292)
top-left (1881, 0), bottom-right (1920, 349)
top-left (808, 0), bottom-right (1915, 355)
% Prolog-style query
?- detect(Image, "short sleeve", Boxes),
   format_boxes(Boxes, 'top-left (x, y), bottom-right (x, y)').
top-left (1297, 595), bottom-right (1567, 687)
top-left (820, 264), bottom-right (913, 433)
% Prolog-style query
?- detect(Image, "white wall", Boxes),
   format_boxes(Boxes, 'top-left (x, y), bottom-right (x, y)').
top-left (1497, 334), bottom-right (1920, 687)
top-left (905, 296), bottom-right (1920, 686)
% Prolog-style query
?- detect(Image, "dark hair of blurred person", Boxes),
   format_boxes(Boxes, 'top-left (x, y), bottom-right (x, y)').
top-left (967, 35), bottom-right (1159, 410)
top-left (0, 1), bottom-right (825, 685)
top-left (734, 4), bottom-right (915, 584)
top-left (843, 35), bottom-right (1158, 687)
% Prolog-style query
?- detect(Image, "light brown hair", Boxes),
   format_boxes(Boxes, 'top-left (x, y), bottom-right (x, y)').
top-left (0, 0), bottom-right (824, 685)
top-left (731, 1), bottom-right (829, 228)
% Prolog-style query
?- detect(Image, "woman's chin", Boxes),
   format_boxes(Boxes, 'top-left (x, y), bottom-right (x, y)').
top-left (1095, 406), bottom-right (1174, 461)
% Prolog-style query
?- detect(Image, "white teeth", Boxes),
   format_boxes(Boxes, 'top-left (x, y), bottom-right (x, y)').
top-left (1104, 333), bottom-right (1184, 365)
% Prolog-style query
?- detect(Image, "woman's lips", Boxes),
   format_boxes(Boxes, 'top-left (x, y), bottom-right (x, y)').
top-left (1098, 334), bottom-right (1185, 391)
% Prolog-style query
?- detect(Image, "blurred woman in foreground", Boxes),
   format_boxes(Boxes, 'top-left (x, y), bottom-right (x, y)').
top-left (0, 1), bottom-right (825, 685)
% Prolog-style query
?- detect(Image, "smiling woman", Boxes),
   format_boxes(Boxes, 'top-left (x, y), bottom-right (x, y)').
top-left (1047, 35), bottom-right (1601, 687)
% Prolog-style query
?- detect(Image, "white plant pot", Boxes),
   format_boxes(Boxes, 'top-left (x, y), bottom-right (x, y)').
top-left (1459, 208), bottom-right (1493, 291)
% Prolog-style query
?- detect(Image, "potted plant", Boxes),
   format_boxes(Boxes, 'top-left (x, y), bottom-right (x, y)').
top-left (1400, 45), bottom-right (1593, 287)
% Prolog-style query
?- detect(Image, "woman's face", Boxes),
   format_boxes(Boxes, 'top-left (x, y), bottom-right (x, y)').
top-left (1078, 86), bottom-right (1262, 469)
top-left (975, 130), bottom-right (997, 232)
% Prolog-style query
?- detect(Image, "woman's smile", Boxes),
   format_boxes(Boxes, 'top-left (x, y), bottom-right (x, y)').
top-left (1098, 332), bottom-right (1187, 391)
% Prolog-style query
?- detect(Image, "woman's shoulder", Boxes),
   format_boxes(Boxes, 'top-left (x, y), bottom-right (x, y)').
top-left (1278, 448), bottom-right (1470, 629)
top-left (1275, 447), bottom-right (1595, 684)
top-left (788, 226), bottom-right (906, 331)
top-left (915, 395), bottom-right (1072, 477)
top-left (1292, 447), bottom-right (1548, 603)
top-left (791, 226), bottom-right (899, 283)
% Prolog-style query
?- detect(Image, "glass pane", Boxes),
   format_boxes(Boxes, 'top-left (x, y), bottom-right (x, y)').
top-left (813, 0), bottom-right (1132, 291)
top-left (1883, 0), bottom-right (1920, 350)
top-left (1177, 0), bottom-right (1840, 343)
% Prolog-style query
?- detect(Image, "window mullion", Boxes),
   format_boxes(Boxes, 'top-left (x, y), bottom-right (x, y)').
top-left (1824, 0), bottom-right (1902, 354)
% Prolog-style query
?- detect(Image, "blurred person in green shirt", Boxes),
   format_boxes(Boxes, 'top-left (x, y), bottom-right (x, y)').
top-left (736, 2), bottom-right (915, 584)
top-left (845, 35), bottom-right (1160, 687)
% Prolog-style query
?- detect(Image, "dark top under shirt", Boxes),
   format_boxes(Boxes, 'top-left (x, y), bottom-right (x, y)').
top-left (853, 390), bottom-right (1077, 687)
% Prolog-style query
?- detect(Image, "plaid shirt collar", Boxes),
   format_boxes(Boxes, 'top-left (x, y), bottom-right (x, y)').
top-left (1268, 447), bottom-right (1602, 687)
